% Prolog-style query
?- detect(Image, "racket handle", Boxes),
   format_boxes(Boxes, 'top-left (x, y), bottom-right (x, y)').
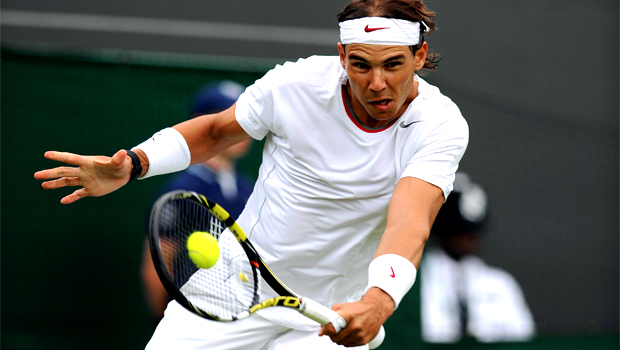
top-left (301, 298), bottom-right (347, 331)
top-left (300, 298), bottom-right (386, 348)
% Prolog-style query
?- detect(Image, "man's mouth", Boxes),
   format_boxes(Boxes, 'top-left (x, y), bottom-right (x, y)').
top-left (369, 99), bottom-right (393, 111)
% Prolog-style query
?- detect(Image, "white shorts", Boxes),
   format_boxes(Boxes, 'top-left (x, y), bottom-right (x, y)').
top-left (145, 301), bottom-right (368, 350)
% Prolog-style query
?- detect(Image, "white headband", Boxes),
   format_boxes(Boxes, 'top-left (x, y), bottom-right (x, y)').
top-left (339, 17), bottom-right (428, 46)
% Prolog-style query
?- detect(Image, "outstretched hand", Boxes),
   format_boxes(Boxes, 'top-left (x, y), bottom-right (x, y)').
top-left (34, 149), bottom-right (133, 204)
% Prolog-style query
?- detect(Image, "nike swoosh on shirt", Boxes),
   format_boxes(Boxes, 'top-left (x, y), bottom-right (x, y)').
top-left (399, 120), bottom-right (422, 128)
top-left (365, 25), bottom-right (390, 32)
top-left (390, 267), bottom-right (396, 278)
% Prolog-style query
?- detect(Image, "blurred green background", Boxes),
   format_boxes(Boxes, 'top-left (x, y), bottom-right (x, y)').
top-left (2, 48), bottom-right (270, 349)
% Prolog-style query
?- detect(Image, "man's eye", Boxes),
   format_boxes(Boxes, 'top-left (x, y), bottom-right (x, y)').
top-left (353, 62), bottom-right (370, 69)
top-left (385, 62), bottom-right (402, 68)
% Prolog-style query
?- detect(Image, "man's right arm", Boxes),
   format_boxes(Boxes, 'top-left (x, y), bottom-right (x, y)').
top-left (35, 103), bottom-right (250, 203)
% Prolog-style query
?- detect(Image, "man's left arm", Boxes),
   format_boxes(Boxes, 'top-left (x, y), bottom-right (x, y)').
top-left (321, 176), bottom-right (444, 347)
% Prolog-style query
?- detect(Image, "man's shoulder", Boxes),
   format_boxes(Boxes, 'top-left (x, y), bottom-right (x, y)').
top-left (275, 56), bottom-right (343, 82)
top-left (258, 56), bottom-right (344, 99)
top-left (284, 55), bottom-right (340, 69)
top-left (416, 77), bottom-right (456, 107)
top-left (412, 77), bottom-right (465, 124)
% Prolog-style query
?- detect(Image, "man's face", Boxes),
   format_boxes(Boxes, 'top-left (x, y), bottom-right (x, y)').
top-left (339, 42), bottom-right (427, 126)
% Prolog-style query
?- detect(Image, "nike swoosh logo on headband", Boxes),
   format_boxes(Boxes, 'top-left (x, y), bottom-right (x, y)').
top-left (364, 25), bottom-right (390, 32)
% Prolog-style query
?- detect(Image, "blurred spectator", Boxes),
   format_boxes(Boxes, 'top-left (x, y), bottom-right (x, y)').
top-left (420, 172), bottom-right (536, 343)
top-left (140, 81), bottom-right (253, 323)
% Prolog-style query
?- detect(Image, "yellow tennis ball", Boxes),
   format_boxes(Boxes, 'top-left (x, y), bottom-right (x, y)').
top-left (186, 231), bottom-right (220, 269)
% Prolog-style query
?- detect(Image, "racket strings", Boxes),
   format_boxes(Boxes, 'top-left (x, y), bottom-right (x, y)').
top-left (157, 197), bottom-right (259, 321)
top-left (208, 213), bottom-right (225, 240)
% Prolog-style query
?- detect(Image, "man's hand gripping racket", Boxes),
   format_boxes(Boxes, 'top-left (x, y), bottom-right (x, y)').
top-left (149, 190), bottom-right (385, 348)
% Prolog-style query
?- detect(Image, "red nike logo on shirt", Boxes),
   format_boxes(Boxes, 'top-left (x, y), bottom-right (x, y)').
top-left (365, 25), bottom-right (390, 32)
top-left (390, 267), bottom-right (395, 278)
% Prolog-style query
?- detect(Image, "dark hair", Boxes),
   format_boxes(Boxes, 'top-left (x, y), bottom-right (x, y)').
top-left (337, 0), bottom-right (441, 71)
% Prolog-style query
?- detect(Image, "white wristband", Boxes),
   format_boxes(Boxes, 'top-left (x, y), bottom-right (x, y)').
top-left (132, 128), bottom-right (191, 179)
top-left (366, 254), bottom-right (417, 310)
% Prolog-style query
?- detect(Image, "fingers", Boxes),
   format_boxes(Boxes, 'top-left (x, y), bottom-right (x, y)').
top-left (321, 323), bottom-right (362, 347)
top-left (44, 151), bottom-right (86, 166)
top-left (325, 327), bottom-right (359, 347)
top-left (318, 323), bottom-right (336, 337)
top-left (41, 177), bottom-right (81, 189)
top-left (61, 188), bottom-right (90, 204)
top-left (35, 166), bottom-right (80, 180)
top-left (319, 304), bottom-right (343, 337)
top-left (110, 149), bottom-right (128, 167)
top-left (319, 302), bottom-right (376, 347)
top-left (35, 151), bottom-right (85, 180)
top-left (93, 150), bottom-right (130, 173)
top-left (34, 170), bottom-right (49, 180)
top-left (330, 328), bottom-right (365, 348)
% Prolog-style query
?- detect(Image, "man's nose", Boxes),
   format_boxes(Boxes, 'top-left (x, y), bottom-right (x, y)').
top-left (368, 69), bottom-right (387, 91)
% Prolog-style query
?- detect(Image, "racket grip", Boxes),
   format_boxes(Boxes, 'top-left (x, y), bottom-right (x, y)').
top-left (301, 298), bottom-right (347, 331)
top-left (300, 298), bottom-right (386, 349)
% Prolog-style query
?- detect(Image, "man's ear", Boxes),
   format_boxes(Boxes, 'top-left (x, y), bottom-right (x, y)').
top-left (415, 42), bottom-right (428, 71)
top-left (337, 42), bottom-right (346, 69)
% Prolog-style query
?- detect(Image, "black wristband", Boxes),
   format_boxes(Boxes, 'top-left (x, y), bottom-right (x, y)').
top-left (126, 150), bottom-right (142, 182)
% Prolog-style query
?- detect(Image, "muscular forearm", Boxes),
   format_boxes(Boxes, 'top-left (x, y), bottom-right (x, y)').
top-left (132, 104), bottom-right (249, 179)
top-left (376, 177), bottom-right (441, 266)
top-left (375, 221), bottom-right (430, 268)
top-left (363, 177), bottom-right (443, 311)
top-left (172, 105), bottom-right (249, 165)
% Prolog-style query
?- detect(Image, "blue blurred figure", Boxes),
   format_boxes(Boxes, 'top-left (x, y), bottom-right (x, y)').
top-left (141, 81), bottom-right (253, 323)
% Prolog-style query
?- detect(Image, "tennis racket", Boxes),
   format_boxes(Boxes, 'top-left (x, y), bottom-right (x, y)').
top-left (149, 190), bottom-right (385, 348)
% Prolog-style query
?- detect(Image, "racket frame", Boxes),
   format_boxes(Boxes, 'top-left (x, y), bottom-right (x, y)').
top-left (149, 191), bottom-right (323, 322)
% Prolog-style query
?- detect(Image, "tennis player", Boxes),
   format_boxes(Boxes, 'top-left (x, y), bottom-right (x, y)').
top-left (35, 0), bottom-right (469, 348)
